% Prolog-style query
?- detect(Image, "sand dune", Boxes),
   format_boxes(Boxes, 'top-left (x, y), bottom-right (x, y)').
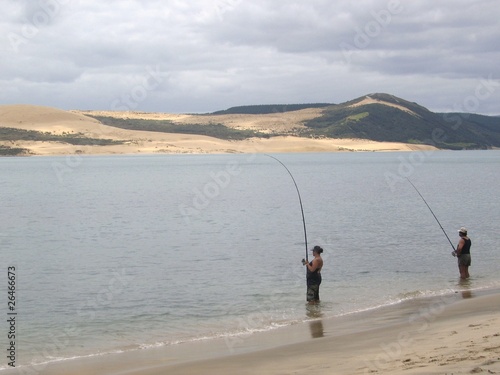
top-left (72, 107), bottom-right (323, 133)
top-left (0, 104), bottom-right (437, 155)
top-left (349, 95), bottom-right (421, 117)
top-left (1, 105), bottom-right (103, 134)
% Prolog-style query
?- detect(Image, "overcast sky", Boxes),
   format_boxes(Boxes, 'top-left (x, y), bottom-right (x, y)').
top-left (2, 0), bottom-right (499, 114)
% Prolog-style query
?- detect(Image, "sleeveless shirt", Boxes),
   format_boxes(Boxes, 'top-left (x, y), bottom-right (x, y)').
top-left (307, 261), bottom-right (322, 285)
top-left (461, 238), bottom-right (471, 255)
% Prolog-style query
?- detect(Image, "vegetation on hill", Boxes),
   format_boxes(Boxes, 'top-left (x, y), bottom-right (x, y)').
top-left (303, 93), bottom-right (500, 149)
top-left (443, 113), bottom-right (500, 147)
top-left (0, 145), bottom-right (31, 156)
top-left (89, 116), bottom-right (271, 140)
top-left (2, 94), bottom-right (499, 156)
top-left (210, 103), bottom-right (332, 115)
top-left (90, 96), bottom-right (500, 149)
top-left (0, 127), bottom-right (123, 146)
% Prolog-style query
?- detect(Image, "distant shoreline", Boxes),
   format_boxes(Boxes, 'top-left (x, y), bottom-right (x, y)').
top-left (4, 142), bottom-right (500, 157)
top-left (0, 136), bottom-right (440, 157)
top-left (2, 103), bottom-right (498, 157)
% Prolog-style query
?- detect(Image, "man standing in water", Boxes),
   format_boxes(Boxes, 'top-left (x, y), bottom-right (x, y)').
top-left (453, 227), bottom-right (471, 279)
top-left (304, 245), bottom-right (324, 304)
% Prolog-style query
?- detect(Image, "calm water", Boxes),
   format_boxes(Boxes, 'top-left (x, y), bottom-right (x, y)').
top-left (1, 151), bottom-right (499, 369)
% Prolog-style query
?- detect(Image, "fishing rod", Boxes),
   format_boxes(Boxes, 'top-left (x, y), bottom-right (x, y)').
top-left (265, 154), bottom-right (309, 263)
top-left (406, 178), bottom-right (455, 251)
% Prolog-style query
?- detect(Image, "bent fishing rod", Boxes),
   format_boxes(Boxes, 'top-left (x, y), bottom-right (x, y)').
top-left (265, 154), bottom-right (309, 263)
top-left (406, 178), bottom-right (455, 251)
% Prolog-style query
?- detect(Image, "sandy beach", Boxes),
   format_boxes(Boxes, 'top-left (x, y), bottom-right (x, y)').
top-left (7, 289), bottom-right (499, 375)
top-left (0, 104), bottom-right (437, 155)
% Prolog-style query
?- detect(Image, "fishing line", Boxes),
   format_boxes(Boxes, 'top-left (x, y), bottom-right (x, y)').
top-left (406, 178), bottom-right (455, 251)
top-left (265, 154), bottom-right (309, 263)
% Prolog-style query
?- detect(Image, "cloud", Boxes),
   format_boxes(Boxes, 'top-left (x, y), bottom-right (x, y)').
top-left (1, 0), bottom-right (499, 114)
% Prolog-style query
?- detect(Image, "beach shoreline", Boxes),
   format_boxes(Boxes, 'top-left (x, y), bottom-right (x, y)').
top-left (5, 287), bottom-right (500, 375)
top-left (4, 136), bottom-right (439, 157)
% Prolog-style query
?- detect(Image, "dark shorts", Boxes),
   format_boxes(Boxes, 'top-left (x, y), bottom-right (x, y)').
top-left (307, 284), bottom-right (320, 302)
top-left (458, 254), bottom-right (471, 267)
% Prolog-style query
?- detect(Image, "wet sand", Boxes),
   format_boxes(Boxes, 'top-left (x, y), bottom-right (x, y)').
top-left (7, 288), bottom-right (500, 375)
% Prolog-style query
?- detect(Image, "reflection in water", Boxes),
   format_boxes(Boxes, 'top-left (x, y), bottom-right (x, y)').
top-left (461, 290), bottom-right (473, 299)
top-left (458, 278), bottom-right (474, 299)
top-left (306, 304), bottom-right (324, 338)
top-left (309, 320), bottom-right (324, 338)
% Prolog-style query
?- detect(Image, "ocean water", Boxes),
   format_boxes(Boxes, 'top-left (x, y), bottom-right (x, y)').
top-left (1, 150), bottom-right (499, 369)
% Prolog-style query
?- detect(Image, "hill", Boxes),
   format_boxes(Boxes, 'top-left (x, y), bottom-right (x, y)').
top-left (1, 94), bottom-right (499, 156)
top-left (210, 103), bottom-right (332, 115)
top-left (303, 93), bottom-right (500, 149)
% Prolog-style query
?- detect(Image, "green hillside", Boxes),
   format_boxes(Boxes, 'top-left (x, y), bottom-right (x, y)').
top-left (3, 93), bottom-right (499, 156)
top-left (84, 95), bottom-right (500, 149)
top-left (210, 103), bottom-right (332, 115)
top-left (92, 94), bottom-right (500, 149)
top-left (89, 116), bottom-right (270, 140)
top-left (303, 93), bottom-right (500, 149)
top-left (0, 127), bottom-right (123, 156)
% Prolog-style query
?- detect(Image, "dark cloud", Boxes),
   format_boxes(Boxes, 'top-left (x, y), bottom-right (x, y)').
top-left (1, 0), bottom-right (499, 114)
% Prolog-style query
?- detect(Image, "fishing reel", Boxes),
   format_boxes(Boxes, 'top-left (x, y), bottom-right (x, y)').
top-left (301, 258), bottom-right (307, 265)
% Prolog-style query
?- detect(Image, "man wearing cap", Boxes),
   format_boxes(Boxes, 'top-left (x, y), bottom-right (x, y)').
top-left (452, 227), bottom-right (471, 279)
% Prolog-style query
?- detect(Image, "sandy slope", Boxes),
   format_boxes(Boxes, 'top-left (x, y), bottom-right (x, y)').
top-left (72, 107), bottom-right (324, 134)
top-left (0, 104), bottom-right (437, 155)
top-left (349, 96), bottom-right (421, 117)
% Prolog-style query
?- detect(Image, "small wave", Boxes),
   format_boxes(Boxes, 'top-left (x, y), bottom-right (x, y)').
top-left (394, 288), bottom-right (461, 303)
top-left (330, 289), bottom-right (457, 318)
top-left (1, 349), bottom-right (130, 372)
top-left (136, 318), bottom-right (302, 352)
top-left (397, 290), bottom-right (428, 300)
